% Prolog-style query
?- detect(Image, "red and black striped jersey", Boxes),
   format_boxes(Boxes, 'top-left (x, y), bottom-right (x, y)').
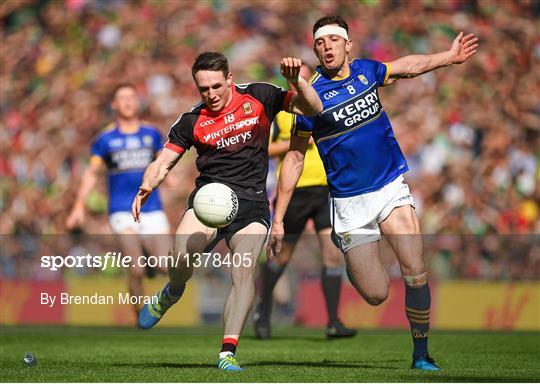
top-left (165, 83), bottom-right (294, 201)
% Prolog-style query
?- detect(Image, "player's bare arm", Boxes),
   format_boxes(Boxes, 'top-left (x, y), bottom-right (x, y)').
top-left (280, 57), bottom-right (323, 116)
top-left (132, 148), bottom-right (181, 222)
top-left (268, 140), bottom-right (290, 158)
top-left (66, 155), bottom-right (106, 229)
top-left (385, 32), bottom-right (478, 84)
top-left (267, 134), bottom-right (310, 258)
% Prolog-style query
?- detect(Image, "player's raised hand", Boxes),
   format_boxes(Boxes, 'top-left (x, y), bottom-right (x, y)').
top-left (280, 57), bottom-right (302, 83)
top-left (450, 31), bottom-right (478, 64)
top-left (266, 221), bottom-right (284, 259)
top-left (132, 186), bottom-right (152, 223)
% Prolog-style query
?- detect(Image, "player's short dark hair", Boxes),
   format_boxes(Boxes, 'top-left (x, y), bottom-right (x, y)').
top-left (111, 82), bottom-right (137, 100)
top-left (312, 16), bottom-right (349, 35)
top-left (192, 52), bottom-right (229, 78)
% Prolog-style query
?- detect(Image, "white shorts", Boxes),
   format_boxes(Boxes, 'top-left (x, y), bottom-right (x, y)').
top-left (109, 210), bottom-right (170, 235)
top-left (330, 175), bottom-right (415, 252)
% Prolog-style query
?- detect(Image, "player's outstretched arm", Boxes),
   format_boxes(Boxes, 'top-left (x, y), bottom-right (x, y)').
top-left (267, 134), bottom-right (310, 258)
top-left (385, 32), bottom-right (478, 84)
top-left (280, 57), bottom-right (323, 116)
top-left (66, 156), bottom-right (105, 230)
top-left (132, 148), bottom-right (181, 223)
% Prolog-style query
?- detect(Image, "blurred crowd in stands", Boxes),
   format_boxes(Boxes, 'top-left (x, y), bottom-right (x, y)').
top-left (1, 0), bottom-right (538, 280)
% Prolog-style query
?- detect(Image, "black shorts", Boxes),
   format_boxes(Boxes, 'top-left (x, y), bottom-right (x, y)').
top-left (186, 189), bottom-right (270, 247)
top-left (275, 186), bottom-right (331, 243)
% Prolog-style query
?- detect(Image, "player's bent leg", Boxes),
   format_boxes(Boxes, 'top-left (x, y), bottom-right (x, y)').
top-left (379, 205), bottom-right (424, 275)
top-left (317, 228), bottom-right (356, 338)
top-left (343, 240), bottom-right (389, 306)
top-left (379, 205), bottom-right (440, 371)
top-left (254, 239), bottom-right (295, 340)
top-left (220, 222), bottom-right (267, 371)
top-left (138, 210), bottom-right (216, 329)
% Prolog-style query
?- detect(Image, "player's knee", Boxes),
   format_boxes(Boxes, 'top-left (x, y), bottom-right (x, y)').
top-left (274, 242), bottom-right (294, 266)
top-left (323, 252), bottom-right (343, 268)
top-left (364, 291), bottom-right (388, 306)
top-left (400, 262), bottom-right (426, 278)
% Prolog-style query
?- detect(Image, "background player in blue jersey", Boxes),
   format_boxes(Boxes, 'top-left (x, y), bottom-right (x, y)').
top-left (66, 83), bottom-right (171, 316)
top-left (268, 16), bottom-right (478, 371)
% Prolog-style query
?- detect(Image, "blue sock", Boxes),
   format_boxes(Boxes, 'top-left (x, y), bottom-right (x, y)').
top-left (405, 282), bottom-right (431, 359)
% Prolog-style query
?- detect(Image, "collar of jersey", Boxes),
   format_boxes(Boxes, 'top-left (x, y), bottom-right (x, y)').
top-left (317, 64), bottom-right (351, 81)
top-left (114, 120), bottom-right (142, 134)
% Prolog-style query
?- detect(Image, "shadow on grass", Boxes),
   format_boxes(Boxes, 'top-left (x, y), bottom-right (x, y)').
top-left (248, 360), bottom-right (401, 369)
top-left (108, 362), bottom-right (538, 381)
top-left (113, 362), bottom-right (215, 369)
top-left (244, 335), bottom-right (331, 342)
top-left (112, 359), bottom-right (403, 370)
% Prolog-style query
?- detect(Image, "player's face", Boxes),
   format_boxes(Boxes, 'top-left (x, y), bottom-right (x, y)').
top-left (111, 87), bottom-right (139, 119)
top-left (313, 32), bottom-right (352, 72)
top-left (194, 71), bottom-right (233, 112)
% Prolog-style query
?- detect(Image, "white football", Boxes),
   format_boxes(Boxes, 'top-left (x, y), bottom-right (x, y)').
top-left (193, 183), bottom-right (239, 228)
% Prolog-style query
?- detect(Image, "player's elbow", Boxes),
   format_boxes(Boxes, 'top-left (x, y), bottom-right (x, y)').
top-left (288, 151), bottom-right (305, 168)
top-left (390, 58), bottom-right (418, 79)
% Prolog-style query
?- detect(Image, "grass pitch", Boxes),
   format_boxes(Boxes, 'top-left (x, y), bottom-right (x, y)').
top-left (1, 326), bottom-right (538, 382)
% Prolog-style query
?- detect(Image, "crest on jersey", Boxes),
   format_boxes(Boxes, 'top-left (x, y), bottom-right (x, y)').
top-left (110, 138), bottom-right (123, 148)
top-left (242, 102), bottom-right (253, 115)
top-left (358, 75), bottom-right (368, 85)
top-left (143, 135), bottom-right (153, 146)
top-left (126, 137), bottom-right (141, 149)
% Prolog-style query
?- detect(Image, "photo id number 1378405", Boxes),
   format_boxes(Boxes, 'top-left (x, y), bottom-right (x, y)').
top-left (183, 253), bottom-right (252, 268)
